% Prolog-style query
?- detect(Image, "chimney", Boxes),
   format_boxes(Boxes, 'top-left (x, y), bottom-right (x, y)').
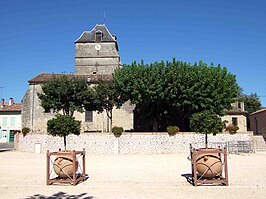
top-left (240, 101), bottom-right (245, 111)
top-left (9, 97), bottom-right (14, 106)
top-left (1, 99), bottom-right (4, 108)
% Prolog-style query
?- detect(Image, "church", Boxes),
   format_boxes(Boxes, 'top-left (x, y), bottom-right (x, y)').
top-left (21, 24), bottom-right (134, 134)
top-left (22, 24), bottom-right (247, 134)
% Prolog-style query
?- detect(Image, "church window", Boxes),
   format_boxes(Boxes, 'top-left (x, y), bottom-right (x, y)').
top-left (95, 31), bottom-right (102, 42)
top-left (85, 111), bottom-right (93, 122)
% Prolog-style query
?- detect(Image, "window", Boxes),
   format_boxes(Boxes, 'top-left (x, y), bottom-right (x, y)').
top-left (85, 111), bottom-right (93, 122)
top-left (2, 117), bottom-right (7, 127)
top-left (10, 117), bottom-right (15, 127)
top-left (232, 117), bottom-right (238, 126)
top-left (95, 31), bottom-right (102, 42)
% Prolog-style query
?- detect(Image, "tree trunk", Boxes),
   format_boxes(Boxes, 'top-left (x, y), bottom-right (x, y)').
top-left (63, 135), bottom-right (67, 151)
top-left (152, 118), bottom-right (158, 132)
top-left (205, 132), bottom-right (208, 148)
top-left (106, 108), bottom-right (113, 132)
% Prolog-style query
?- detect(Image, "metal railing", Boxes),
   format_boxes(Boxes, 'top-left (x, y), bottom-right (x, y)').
top-left (190, 141), bottom-right (254, 154)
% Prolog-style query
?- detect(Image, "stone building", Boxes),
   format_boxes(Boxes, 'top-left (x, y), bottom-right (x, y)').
top-left (75, 24), bottom-right (121, 75)
top-left (0, 98), bottom-right (21, 143)
top-left (250, 108), bottom-right (266, 135)
top-left (221, 101), bottom-right (247, 132)
top-left (21, 24), bottom-right (134, 134)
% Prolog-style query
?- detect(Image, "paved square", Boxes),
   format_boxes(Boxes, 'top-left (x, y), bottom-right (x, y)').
top-left (0, 151), bottom-right (265, 198)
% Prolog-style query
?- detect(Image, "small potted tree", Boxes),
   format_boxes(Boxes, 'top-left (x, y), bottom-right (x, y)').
top-left (47, 114), bottom-right (81, 177)
top-left (38, 75), bottom-right (97, 180)
top-left (190, 110), bottom-right (226, 179)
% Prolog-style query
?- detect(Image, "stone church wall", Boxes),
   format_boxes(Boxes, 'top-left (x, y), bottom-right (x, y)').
top-left (21, 83), bottom-right (134, 134)
top-left (75, 43), bottom-right (120, 75)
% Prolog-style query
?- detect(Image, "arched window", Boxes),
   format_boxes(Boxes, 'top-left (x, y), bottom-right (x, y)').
top-left (95, 30), bottom-right (102, 42)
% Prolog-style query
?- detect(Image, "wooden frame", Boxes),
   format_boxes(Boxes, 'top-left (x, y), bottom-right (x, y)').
top-left (46, 149), bottom-right (86, 185)
top-left (190, 145), bottom-right (229, 186)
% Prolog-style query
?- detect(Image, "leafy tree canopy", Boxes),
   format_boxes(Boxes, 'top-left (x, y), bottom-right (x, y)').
top-left (238, 93), bottom-right (262, 114)
top-left (47, 114), bottom-right (81, 150)
top-left (91, 80), bottom-right (119, 131)
top-left (190, 110), bottom-right (226, 148)
top-left (113, 59), bottom-right (239, 131)
top-left (38, 75), bottom-right (91, 116)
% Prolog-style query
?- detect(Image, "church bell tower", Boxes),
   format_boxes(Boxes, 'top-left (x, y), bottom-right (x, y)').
top-left (75, 24), bottom-right (121, 75)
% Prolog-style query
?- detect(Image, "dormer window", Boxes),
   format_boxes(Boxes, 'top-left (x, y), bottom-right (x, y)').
top-left (95, 30), bottom-right (102, 43)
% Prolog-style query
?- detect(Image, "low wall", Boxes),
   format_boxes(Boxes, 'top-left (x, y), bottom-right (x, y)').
top-left (15, 132), bottom-right (253, 154)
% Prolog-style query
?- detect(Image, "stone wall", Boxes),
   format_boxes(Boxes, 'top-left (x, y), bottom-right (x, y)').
top-left (15, 132), bottom-right (253, 154)
top-left (75, 43), bottom-right (120, 75)
top-left (21, 83), bottom-right (134, 134)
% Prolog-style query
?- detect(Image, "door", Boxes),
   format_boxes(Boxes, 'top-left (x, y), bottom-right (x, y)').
top-left (0, 130), bottom-right (7, 142)
top-left (9, 130), bottom-right (15, 142)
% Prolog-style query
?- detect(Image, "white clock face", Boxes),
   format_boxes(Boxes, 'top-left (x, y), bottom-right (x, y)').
top-left (95, 44), bottom-right (101, 50)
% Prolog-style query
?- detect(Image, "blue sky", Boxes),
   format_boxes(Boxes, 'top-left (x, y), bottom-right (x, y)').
top-left (0, 0), bottom-right (266, 106)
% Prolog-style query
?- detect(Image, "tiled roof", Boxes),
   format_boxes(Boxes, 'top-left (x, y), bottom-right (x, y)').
top-left (75, 24), bottom-right (116, 43)
top-left (250, 108), bottom-right (266, 115)
top-left (225, 109), bottom-right (247, 115)
top-left (0, 103), bottom-right (21, 112)
top-left (28, 73), bottom-right (113, 84)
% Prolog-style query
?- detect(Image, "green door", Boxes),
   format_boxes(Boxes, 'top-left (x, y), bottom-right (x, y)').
top-left (9, 130), bottom-right (15, 142)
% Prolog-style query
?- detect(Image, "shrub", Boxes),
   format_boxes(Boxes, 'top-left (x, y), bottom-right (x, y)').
top-left (112, 126), bottom-right (123, 138)
top-left (22, 127), bottom-right (30, 137)
top-left (166, 126), bottom-right (179, 136)
top-left (225, 124), bottom-right (239, 134)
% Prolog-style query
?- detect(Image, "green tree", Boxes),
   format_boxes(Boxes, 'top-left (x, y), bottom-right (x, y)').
top-left (190, 110), bottom-right (226, 148)
top-left (240, 93), bottom-right (262, 114)
top-left (38, 75), bottom-right (97, 149)
top-left (113, 59), bottom-right (239, 131)
top-left (238, 92), bottom-right (262, 130)
top-left (47, 114), bottom-right (81, 151)
top-left (38, 75), bottom-right (90, 116)
top-left (165, 60), bottom-right (239, 130)
top-left (113, 60), bottom-right (168, 131)
top-left (93, 80), bottom-right (118, 132)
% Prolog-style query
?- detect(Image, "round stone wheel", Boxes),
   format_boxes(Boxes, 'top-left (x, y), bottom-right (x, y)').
top-left (195, 148), bottom-right (223, 178)
top-left (53, 153), bottom-right (78, 178)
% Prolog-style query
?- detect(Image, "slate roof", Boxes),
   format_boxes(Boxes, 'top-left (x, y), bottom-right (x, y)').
top-left (75, 24), bottom-right (116, 43)
top-left (28, 73), bottom-right (113, 85)
top-left (0, 103), bottom-right (21, 112)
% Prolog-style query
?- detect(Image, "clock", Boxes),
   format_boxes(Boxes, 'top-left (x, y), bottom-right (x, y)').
top-left (95, 44), bottom-right (101, 50)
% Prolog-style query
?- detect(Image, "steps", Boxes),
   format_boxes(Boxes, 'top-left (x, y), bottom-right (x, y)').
top-left (253, 135), bottom-right (266, 151)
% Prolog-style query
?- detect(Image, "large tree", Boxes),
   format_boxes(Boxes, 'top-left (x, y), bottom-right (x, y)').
top-left (38, 75), bottom-right (91, 116)
top-left (113, 59), bottom-right (239, 131)
top-left (93, 80), bottom-right (118, 132)
top-left (113, 60), bottom-right (168, 131)
top-left (38, 75), bottom-right (97, 149)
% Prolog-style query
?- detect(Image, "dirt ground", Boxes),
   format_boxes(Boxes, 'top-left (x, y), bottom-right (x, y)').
top-left (0, 151), bottom-right (265, 199)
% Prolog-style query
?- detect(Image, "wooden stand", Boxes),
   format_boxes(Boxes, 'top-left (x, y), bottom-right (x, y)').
top-left (46, 149), bottom-right (86, 185)
top-left (190, 145), bottom-right (229, 186)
